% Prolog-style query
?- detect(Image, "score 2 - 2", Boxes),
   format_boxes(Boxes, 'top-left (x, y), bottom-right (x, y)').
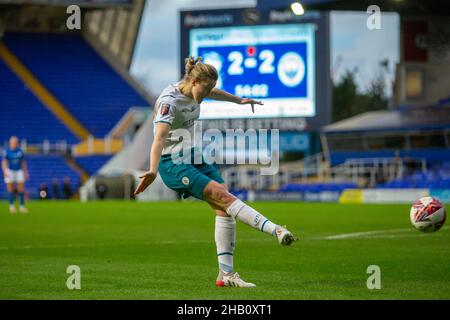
top-left (199, 43), bottom-right (308, 99)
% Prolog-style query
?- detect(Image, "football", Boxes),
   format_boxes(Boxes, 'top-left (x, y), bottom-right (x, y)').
top-left (410, 197), bottom-right (447, 233)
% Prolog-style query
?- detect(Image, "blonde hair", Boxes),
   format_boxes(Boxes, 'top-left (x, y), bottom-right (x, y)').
top-left (152, 57), bottom-right (218, 121)
top-left (184, 56), bottom-right (218, 83)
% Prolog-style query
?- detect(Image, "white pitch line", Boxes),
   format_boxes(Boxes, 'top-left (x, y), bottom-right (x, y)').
top-left (0, 227), bottom-right (448, 250)
top-left (314, 226), bottom-right (449, 240)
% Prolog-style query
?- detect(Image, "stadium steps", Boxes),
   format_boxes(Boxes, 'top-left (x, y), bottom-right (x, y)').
top-left (0, 42), bottom-right (91, 141)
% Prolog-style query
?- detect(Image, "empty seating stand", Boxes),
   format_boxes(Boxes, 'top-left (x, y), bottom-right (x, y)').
top-left (376, 162), bottom-right (450, 189)
top-left (0, 59), bottom-right (79, 144)
top-left (0, 32), bottom-right (151, 199)
top-left (3, 32), bottom-right (149, 138)
top-left (279, 182), bottom-right (359, 192)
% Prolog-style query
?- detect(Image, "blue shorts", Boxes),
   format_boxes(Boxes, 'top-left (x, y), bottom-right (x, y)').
top-left (158, 149), bottom-right (224, 200)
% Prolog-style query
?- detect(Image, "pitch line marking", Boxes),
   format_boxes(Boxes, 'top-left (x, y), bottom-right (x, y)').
top-left (313, 226), bottom-right (449, 240)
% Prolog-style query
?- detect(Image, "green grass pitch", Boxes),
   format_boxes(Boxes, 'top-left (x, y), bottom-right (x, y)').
top-left (0, 201), bottom-right (449, 299)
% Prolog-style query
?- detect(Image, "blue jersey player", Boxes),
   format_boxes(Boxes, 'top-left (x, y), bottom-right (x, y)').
top-left (2, 136), bottom-right (29, 213)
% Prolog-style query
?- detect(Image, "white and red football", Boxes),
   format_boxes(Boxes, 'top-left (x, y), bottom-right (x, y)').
top-left (410, 197), bottom-right (446, 233)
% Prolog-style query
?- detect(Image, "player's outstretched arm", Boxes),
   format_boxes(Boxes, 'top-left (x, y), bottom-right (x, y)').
top-left (208, 88), bottom-right (263, 113)
top-left (133, 123), bottom-right (170, 196)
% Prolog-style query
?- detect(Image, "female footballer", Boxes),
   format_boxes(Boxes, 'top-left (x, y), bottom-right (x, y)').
top-left (133, 57), bottom-right (298, 288)
top-left (2, 136), bottom-right (29, 213)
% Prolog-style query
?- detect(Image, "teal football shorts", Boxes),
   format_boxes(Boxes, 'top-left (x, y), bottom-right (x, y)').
top-left (158, 148), bottom-right (224, 200)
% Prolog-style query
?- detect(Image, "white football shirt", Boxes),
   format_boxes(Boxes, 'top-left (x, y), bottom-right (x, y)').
top-left (153, 82), bottom-right (201, 155)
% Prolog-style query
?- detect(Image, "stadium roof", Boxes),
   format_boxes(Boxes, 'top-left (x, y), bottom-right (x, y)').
top-left (257, 0), bottom-right (450, 15)
top-left (0, 0), bottom-right (132, 7)
top-left (322, 108), bottom-right (450, 133)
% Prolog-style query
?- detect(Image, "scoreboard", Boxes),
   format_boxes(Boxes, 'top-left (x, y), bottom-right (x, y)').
top-left (180, 8), bottom-right (331, 130)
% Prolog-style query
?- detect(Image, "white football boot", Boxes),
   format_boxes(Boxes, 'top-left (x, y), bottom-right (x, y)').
top-left (19, 207), bottom-right (29, 214)
top-left (9, 206), bottom-right (17, 214)
top-left (275, 225), bottom-right (298, 246)
top-left (216, 270), bottom-right (256, 288)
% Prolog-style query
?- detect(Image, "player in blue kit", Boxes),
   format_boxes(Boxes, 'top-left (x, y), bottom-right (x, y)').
top-left (2, 136), bottom-right (29, 214)
top-left (133, 57), bottom-right (298, 288)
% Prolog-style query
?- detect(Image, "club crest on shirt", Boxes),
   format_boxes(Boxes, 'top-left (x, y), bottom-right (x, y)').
top-left (182, 176), bottom-right (190, 185)
top-left (160, 103), bottom-right (171, 115)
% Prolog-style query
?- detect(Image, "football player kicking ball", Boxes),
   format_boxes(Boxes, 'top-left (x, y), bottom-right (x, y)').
top-left (133, 56), bottom-right (298, 288)
top-left (2, 136), bottom-right (29, 214)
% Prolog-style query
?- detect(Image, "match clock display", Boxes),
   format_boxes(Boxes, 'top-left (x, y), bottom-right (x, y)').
top-left (190, 24), bottom-right (316, 119)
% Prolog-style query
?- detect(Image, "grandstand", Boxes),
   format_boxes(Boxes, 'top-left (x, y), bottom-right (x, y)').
top-left (209, 0), bottom-right (450, 204)
top-left (0, 58), bottom-right (79, 144)
top-left (1, 0), bottom-right (449, 205)
top-left (0, 0), bottom-right (150, 199)
top-left (2, 32), bottom-right (148, 137)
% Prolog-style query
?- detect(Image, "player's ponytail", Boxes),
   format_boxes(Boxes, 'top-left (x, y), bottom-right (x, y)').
top-left (183, 56), bottom-right (218, 82)
top-left (184, 56), bottom-right (202, 78)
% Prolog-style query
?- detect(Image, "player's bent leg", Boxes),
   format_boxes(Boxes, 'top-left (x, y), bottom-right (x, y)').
top-left (203, 181), bottom-right (298, 246)
top-left (6, 183), bottom-right (16, 213)
top-left (17, 182), bottom-right (28, 213)
top-left (209, 202), bottom-right (229, 218)
top-left (203, 181), bottom-right (236, 209)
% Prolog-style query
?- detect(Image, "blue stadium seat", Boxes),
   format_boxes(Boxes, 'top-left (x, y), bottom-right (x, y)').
top-left (329, 150), bottom-right (450, 166)
top-left (279, 182), bottom-right (358, 192)
top-left (0, 154), bottom-right (81, 199)
top-left (74, 155), bottom-right (112, 176)
top-left (0, 59), bottom-right (79, 144)
top-left (375, 161), bottom-right (450, 189)
top-left (3, 32), bottom-right (149, 138)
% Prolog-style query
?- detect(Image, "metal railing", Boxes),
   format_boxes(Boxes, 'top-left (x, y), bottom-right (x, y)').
top-left (220, 155), bottom-right (428, 191)
top-left (1, 139), bottom-right (71, 155)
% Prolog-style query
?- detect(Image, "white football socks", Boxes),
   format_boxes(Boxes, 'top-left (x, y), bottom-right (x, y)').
top-left (215, 216), bottom-right (236, 273)
top-left (226, 199), bottom-right (277, 236)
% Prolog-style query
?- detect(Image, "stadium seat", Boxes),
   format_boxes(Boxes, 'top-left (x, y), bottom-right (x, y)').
top-left (278, 182), bottom-right (358, 192)
top-left (0, 154), bottom-right (81, 199)
top-left (3, 32), bottom-right (149, 138)
top-left (0, 59), bottom-right (79, 144)
top-left (74, 155), bottom-right (112, 176)
top-left (375, 161), bottom-right (450, 189)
